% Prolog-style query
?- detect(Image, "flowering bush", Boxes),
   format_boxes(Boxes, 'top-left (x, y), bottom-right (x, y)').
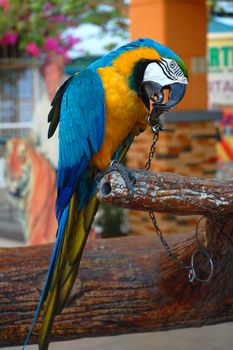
top-left (0, 0), bottom-right (127, 60)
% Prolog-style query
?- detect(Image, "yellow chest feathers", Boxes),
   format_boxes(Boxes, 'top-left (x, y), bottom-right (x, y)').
top-left (92, 47), bottom-right (159, 169)
top-left (97, 47), bottom-right (159, 129)
top-left (98, 66), bottom-right (145, 129)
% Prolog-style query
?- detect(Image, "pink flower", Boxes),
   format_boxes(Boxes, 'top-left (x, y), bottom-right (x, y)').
top-left (43, 1), bottom-right (54, 11)
top-left (54, 47), bottom-right (71, 63)
top-left (0, 32), bottom-right (18, 45)
top-left (0, 0), bottom-right (10, 11)
top-left (51, 15), bottom-right (66, 23)
top-left (26, 42), bottom-right (40, 58)
top-left (56, 46), bottom-right (67, 55)
top-left (44, 37), bottom-right (59, 52)
top-left (64, 35), bottom-right (81, 49)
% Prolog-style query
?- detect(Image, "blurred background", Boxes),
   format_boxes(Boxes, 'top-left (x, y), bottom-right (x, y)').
top-left (0, 0), bottom-right (233, 349)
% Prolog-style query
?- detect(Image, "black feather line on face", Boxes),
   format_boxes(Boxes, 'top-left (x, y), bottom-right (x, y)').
top-left (128, 59), bottom-right (155, 93)
top-left (157, 59), bottom-right (176, 81)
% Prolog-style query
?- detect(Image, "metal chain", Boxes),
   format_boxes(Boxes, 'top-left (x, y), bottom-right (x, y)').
top-left (145, 123), bottom-right (190, 271)
top-left (148, 211), bottom-right (190, 271)
top-left (145, 114), bottom-right (214, 282)
top-left (145, 131), bottom-right (159, 171)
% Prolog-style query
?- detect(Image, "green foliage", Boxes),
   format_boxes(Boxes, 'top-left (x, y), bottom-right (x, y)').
top-left (207, 0), bottom-right (229, 16)
top-left (96, 203), bottom-right (128, 238)
top-left (0, 0), bottom-right (128, 57)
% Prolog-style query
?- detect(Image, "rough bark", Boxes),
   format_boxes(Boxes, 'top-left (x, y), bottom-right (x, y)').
top-left (0, 170), bottom-right (232, 347)
top-left (0, 216), bottom-right (233, 346)
top-left (97, 170), bottom-right (233, 217)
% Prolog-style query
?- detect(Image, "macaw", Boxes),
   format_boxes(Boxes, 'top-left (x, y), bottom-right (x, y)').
top-left (23, 38), bottom-right (188, 349)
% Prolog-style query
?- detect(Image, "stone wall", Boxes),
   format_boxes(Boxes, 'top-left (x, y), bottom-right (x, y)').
top-left (127, 119), bottom-right (217, 235)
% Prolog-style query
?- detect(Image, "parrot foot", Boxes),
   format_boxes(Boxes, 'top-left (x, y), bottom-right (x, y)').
top-left (96, 161), bottom-right (136, 198)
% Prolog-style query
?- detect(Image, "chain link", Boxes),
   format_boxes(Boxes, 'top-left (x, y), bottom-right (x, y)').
top-left (145, 114), bottom-right (214, 282)
top-left (148, 212), bottom-right (190, 270)
top-left (145, 132), bottom-right (159, 171)
top-left (145, 122), bottom-right (190, 271)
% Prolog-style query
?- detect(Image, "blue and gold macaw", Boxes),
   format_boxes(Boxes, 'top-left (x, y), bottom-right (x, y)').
top-left (24, 38), bottom-right (188, 349)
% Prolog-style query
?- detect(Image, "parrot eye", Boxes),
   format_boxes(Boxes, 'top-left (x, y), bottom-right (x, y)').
top-left (166, 59), bottom-right (184, 80)
top-left (169, 60), bottom-right (176, 70)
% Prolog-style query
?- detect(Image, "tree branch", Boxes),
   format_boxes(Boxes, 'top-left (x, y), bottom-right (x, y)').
top-left (97, 170), bottom-right (233, 217)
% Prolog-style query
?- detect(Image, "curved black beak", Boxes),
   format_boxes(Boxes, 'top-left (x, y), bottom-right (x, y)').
top-left (140, 81), bottom-right (164, 110)
top-left (140, 81), bottom-right (187, 111)
top-left (163, 82), bottom-right (187, 110)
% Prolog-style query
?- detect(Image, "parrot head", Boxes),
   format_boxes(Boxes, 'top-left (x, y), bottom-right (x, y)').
top-left (131, 38), bottom-right (188, 111)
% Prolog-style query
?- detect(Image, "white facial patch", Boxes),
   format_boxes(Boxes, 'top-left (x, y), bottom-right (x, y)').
top-left (143, 59), bottom-right (188, 87)
top-left (143, 62), bottom-right (171, 86)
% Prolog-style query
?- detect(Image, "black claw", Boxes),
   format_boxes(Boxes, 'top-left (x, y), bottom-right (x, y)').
top-left (96, 162), bottom-right (135, 198)
top-left (95, 172), bottom-right (104, 183)
top-left (110, 162), bottom-right (136, 198)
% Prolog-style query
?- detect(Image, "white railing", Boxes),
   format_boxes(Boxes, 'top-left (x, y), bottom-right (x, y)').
top-left (0, 122), bottom-right (33, 129)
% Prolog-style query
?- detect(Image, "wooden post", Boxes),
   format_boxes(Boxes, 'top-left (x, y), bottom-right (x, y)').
top-left (0, 170), bottom-right (232, 346)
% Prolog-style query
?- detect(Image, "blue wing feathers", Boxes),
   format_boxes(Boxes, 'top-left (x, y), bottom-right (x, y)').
top-left (58, 69), bottom-right (105, 168)
top-left (56, 68), bottom-right (105, 219)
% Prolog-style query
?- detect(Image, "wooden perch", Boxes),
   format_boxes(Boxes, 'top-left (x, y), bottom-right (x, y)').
top-left (1, 216), bottom-right (233, 347)
top-left (0, 170), bottom-right (232, 347)
top-left (96, 170), bottom-right (233, 217)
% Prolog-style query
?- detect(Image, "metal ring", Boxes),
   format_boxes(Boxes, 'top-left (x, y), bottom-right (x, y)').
top-left (189, 247), bottom-right (214, 283)
top-left (151, 125), bottom-right (160, 134)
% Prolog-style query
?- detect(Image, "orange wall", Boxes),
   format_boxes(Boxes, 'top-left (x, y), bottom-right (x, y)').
top-left (129, 0), bottom-right (207, 110)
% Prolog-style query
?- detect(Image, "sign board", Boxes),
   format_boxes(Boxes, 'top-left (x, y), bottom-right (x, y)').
top-left (208, 35), bottom-right (233, 108)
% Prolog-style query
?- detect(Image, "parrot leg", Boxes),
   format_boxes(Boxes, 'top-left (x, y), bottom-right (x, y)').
top-left (96, 161), bottom-right (136, 198)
